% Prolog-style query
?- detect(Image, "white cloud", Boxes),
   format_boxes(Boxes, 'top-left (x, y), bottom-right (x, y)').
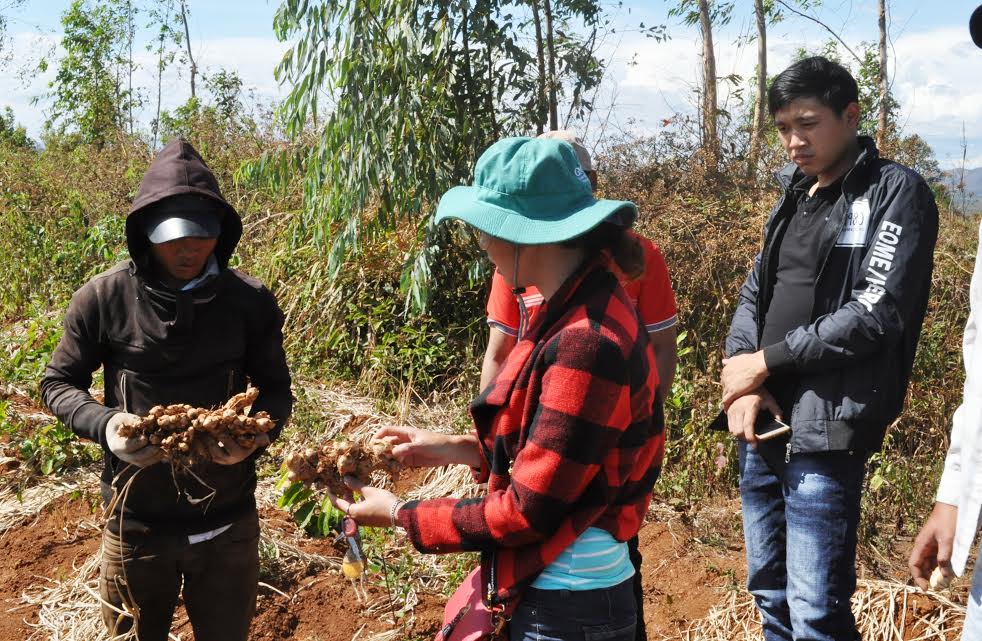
top-left (0, 30), bottom-right (290, 139)
top-left (0, 31), bottom-right (60, 134)
top-left (603, 22), bottom-right (981, 169)
top-left (2, 17), bottom-right (978, 170)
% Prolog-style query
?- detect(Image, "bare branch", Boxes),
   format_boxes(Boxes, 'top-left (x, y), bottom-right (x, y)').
top-left (774, 0), bottom-right (863, 65)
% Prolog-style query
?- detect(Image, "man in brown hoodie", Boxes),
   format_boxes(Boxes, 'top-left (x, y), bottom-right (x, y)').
top-left (41, 138), bottom-right (292, 641)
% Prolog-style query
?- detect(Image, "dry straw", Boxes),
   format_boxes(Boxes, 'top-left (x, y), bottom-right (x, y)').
top-left (0, 469), bottom-right (99, 536)
top-left (16, 523), bottom-right (336, 641)
top-left (673, 580), bottom-right (965, 641)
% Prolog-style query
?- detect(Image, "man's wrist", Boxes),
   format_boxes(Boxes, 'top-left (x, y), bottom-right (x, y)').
top-left (762, 342), bottom-right (793, 374)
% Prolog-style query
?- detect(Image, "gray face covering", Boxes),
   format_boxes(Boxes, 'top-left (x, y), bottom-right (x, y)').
top-left (143, 197), bottom-right (222, 244)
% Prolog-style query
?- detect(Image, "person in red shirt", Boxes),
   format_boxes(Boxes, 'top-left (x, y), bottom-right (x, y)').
top-left (479, 130), bottom-right (676, 641)
top-left (480, 131), bottom-right (678, 405)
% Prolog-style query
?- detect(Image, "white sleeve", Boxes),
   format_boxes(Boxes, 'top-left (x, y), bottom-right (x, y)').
top-left (936, 220), bottom-right (982, 506)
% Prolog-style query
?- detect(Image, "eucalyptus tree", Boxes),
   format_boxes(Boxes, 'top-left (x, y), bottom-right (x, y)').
top-left (244, 0), bottom-right (634, 308)
top-left (667, 0), bottom-right (733, 172)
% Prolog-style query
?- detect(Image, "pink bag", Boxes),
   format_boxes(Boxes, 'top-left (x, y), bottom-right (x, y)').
top-left (435, 567), bottom-right (507, 641)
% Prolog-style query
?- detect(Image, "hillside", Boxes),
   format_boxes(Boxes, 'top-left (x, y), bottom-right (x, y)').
top-left (946, 166), bottom-right (982, 212)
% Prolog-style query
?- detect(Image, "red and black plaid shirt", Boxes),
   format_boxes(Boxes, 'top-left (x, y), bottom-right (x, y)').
top-left (398, 255), bottom-right (665, 604)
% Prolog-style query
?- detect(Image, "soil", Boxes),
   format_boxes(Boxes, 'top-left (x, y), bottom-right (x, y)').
top-left (0, 482), bottom-right (754, 641)
top-left (0, 475), bottom-right (967, 641)
top-left (0, 495), bottom-right (101, 640)
top-left (638, 514), bottom-right (748, 639)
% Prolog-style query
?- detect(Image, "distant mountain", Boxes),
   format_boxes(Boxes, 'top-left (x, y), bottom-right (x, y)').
top-left (945, 167), bottom-right (982, 213)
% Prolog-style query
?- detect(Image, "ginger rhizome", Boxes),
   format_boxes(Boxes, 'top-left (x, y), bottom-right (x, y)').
top-left (116, 387), bottom-right (274, 465)
top-left (284, 438), bottom-right (402, 495)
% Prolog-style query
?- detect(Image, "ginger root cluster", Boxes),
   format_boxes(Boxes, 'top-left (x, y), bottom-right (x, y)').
top-left (285, 438), bottom-right (402, 495)
top-left (117, 388), bottom-right (274, 465)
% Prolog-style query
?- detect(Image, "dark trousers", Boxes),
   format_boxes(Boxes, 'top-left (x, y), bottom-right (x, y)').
top-left (628, 535), bottom-right (647, 641)
top-left (510, 578), bottom-right (637, 641)
top-left (100, 511), bottom-right (260, 641)
top-left (739, 443), bottom-right (866, 641)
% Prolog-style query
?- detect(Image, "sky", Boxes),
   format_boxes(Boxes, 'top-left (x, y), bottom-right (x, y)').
top-left (1, 0), bottom-right (979, 169)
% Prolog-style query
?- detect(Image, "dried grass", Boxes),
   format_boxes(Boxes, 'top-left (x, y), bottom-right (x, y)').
top-left (0, 469), bottom-right (99, 536)
top-left (17, 544), bottom-right (140, 641)
top-left (671, 580), bottom-right (965, 641)
top-left (14, 510), bottom-right (336, 641)
top-left (259, 520), bottom-right (340, 575)
top-left (406, 464), bottom-right (482, 502)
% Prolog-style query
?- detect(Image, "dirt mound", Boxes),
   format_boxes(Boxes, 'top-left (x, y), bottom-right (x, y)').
top-left (0, 494), bottom-right (101, 640)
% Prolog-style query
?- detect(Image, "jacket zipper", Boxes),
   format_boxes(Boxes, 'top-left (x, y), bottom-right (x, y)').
top-left (121, 372), bottom-right (129, 414)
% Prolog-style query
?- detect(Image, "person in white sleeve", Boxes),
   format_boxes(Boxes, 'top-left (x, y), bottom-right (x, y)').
top-left (909, 213), bottom-right (982, 635)
top-left (908, 10), bottom-right (982, 636)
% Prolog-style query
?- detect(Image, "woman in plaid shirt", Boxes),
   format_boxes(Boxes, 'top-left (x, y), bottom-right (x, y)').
top-left (332, 137), bottom-right (665, 641)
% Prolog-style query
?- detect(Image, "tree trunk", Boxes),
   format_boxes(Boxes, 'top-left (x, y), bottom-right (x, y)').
top-left (877, 0), bottom-right (888, 148)
top-left (530, 0), bottom-right (547, 135)
top-left (461, 6), bottom-right (476, 120)
top-left (153, 30), bottom-right (164, 149)
top-left (748, 0), bottom-right (767, 177)
top-left (180, 0), bottom-right (196, 99)
top-left (698, 0), bottom-right (718, 170)
top-left (486, 36), bottom-right (499, 138)
top-left (127, 0), bottom-right (134, 136)
top-left (543, 0), bottom-right (558, 131)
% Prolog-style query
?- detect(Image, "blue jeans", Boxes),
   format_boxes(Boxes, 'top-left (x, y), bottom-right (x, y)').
top-left (509, 578), bottom-right (636, 641)
top-left (739, 442), bottom-right (867, 641)
top-left (965, 546), bottom-right (982, 641)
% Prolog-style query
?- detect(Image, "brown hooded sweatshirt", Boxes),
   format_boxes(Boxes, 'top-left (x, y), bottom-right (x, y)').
top-left (41, 138), bottom-right (293, 536)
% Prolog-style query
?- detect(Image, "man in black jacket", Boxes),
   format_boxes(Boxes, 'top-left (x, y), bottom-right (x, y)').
top-left (41, 138), bottom-right (292, 641)
top-left (717, 57), bottom-right (938, 641)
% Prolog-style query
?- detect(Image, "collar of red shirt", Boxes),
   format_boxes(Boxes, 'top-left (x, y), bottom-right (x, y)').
top-left (480, 252), bottom-right (611, 411)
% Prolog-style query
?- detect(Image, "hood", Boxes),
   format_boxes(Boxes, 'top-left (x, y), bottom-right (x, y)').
top-left (126, 137), bottom-right (243, 269)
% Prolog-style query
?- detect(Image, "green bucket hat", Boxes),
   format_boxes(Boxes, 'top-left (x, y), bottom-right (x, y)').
top-left (434, 137), bottom-right (637, 244)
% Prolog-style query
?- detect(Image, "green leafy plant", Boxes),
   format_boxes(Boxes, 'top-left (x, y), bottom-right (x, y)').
top-left (275, 467), bottom-right (343, 537)
top-left (0, 404), bottom-right (100, 476)
top-left (0, 312), bottom-right (64, 395)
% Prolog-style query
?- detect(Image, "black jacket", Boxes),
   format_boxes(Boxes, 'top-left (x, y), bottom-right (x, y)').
top-left (41, 138), bottom-right (293, 535)
top-left (720, 137), bottom-right (938, 453)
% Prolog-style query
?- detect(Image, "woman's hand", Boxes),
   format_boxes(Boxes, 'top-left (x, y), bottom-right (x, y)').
top-left (328, 475), bottom-right (401, 528)
top-left (373, 426), bottom-right (481, 468)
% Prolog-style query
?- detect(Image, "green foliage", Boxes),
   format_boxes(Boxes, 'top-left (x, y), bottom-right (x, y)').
top-left (0, 312), bottom-right (64, 395)
top-left (657, 330), bottom-right (736, 502)
top-left (0, 0), bottom-right (27, 67)
top-left (243, 0), bottom-right (628, 309)
top-left (0, 175), bottom-right (129, 321)
top-left (44, 0), bottom-right (140, 146)
top-left (0, 402), bottom-right (100, 476)
top-left (159, 69), bottom-right (248, 143)
top-left (668, 0), bottom-right (734, 27)
top-left (0, 107), bottom-right (33, 149)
